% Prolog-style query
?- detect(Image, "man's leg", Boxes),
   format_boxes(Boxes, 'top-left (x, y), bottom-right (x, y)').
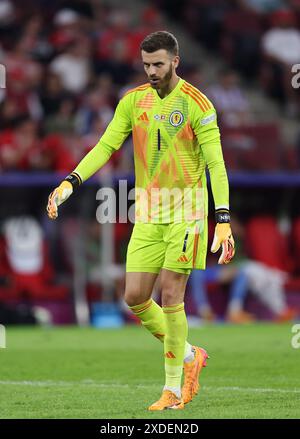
top-left (161, 269), bottom-right (189, 396)
top-left (124, 271), bottom-right (165, 340)
top-left (126, 271), bottom-right (197, 356)
top-left (147, 269), bottom-right (188, 410)
top-left (125, 273), bottom-right (194, 362)
top-left (126, 273), bottom-right (207, 410)
top-left (125, 222), bottom-right (207, 409)
top-left (125, 223), bottom-right (166, 338)
top-left (148, 269), bottom-right (208, 410)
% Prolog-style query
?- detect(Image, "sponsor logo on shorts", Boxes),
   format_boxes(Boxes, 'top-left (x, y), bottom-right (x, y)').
top-left (177, 254), bottom-right (189, 263)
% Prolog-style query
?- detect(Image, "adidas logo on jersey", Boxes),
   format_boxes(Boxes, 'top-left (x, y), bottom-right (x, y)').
top-left (138, 112), bottom-right (149, 122)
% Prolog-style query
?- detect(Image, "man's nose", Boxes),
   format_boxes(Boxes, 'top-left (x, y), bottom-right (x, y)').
top-left (149, 65), bottom-right (157, 76)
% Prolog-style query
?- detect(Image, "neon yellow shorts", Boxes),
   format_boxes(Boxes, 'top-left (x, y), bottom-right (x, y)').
top-left (126, 220), bottom-right (208, 275)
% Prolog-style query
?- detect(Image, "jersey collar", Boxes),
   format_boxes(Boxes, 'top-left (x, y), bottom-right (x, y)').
top-left (152, 77), bottom-right (184, 103)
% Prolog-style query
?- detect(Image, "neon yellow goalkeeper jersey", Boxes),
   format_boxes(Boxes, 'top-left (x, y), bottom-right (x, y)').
top-left (91, 78), bottom-right (229, 223)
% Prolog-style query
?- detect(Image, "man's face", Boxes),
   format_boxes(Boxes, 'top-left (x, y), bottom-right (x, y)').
top-left (141, 49), bottom-right (179, 89)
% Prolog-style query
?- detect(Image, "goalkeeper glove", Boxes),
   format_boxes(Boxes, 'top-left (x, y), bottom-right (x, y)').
top-left (46, 172), bottom-right (82, 220)
top-left (211, 209), bottom-right (235, 264)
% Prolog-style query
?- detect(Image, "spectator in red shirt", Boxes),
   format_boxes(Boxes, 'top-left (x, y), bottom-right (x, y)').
top-left (0, 116), bottom-right (42, 171)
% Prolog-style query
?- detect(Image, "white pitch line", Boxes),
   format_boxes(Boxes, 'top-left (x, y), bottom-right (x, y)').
top-left (202, 386), bottom-right (300, 395)
top-left (0, 380), bottom-right (130, 388)
top-left (0, 380), bottom-right (300, 394)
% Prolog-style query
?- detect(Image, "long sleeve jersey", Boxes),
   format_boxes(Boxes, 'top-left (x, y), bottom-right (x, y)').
top-left (74, 78), bottom-right (229, 223)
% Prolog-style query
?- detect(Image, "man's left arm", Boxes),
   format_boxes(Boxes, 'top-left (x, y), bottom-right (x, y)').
top-left (193, 107), bottom-right (235, 264)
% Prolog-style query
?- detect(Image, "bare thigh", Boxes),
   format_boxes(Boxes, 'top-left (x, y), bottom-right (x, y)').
top-left (160, 268), bottom-right (190, 307)
top-left (124, 272), bottom-right (159, 307)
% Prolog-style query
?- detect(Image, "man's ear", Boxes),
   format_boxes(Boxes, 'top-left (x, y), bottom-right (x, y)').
top-left (173, 55), bottom-right (180, 69)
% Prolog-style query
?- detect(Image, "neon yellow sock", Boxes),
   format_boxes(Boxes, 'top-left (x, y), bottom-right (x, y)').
top-left (163, 303), bottom-right (188, 389)
top-left (129, 298), bottom-right (165, 342)
top-left (129, 299), bottom-right (194, 362)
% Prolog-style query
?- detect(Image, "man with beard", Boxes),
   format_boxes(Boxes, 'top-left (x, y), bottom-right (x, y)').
top-left (47, 31), bottom-right (234, 410)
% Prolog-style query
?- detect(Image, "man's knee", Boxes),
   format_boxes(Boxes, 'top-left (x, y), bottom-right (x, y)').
top-left (161, 288), bottom-right (177, 307)
top-left (125, 272), bottom-right (158, 307)
top-left (160, 271), bottom-right (188, 306)
top-left (161, 284), bottom-right (186, 307)
top-left (124, 288), bottom-right (145, 307)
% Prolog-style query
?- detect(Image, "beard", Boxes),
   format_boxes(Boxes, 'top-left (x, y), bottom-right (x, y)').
top-left (149, 63), bottom-right (173, 89)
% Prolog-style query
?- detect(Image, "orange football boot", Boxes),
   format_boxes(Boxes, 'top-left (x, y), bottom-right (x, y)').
top-left (182, 346), bottom-right (209, 404)
top-left (148, 390), bottom-right (184, 411)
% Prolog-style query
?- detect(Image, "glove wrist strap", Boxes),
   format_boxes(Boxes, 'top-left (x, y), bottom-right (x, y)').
top-left (64, 172), bottom-right (82, 190)
top-left (215, 208), bottom-right (230, 223)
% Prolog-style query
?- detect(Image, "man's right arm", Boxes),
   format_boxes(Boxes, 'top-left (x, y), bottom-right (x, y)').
top-left (47, 96), bottom-right (132, 219)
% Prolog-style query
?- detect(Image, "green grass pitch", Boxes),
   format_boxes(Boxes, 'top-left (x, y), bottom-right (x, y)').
top-left (0, 323), bottom-right (299, 419)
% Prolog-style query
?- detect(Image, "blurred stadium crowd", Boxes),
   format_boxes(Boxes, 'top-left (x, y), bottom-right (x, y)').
top-left (157, 0), bottom-right (300, 112)
top-left (1, 0), bottom-right (300, 173)
top-left (0, 0), bottom-right (300, 325)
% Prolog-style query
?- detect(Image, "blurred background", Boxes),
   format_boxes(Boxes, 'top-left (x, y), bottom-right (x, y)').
top-left (0, 0), bottom-right (300, 327)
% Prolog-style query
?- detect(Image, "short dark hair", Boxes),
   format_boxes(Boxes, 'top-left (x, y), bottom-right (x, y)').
top-left (140, 31), bottom-right (179, 56)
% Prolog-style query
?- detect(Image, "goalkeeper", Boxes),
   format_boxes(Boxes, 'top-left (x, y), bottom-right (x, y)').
top-left (47, 31), bottom-right (235, 411)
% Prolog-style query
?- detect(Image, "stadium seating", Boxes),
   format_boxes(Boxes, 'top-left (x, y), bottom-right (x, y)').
top-left (246, 216), bottom-right (293, 271)
top-left (222, 124), bottom-right (281, 171)
top-left (246, 215), bottom-right (300, 293)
